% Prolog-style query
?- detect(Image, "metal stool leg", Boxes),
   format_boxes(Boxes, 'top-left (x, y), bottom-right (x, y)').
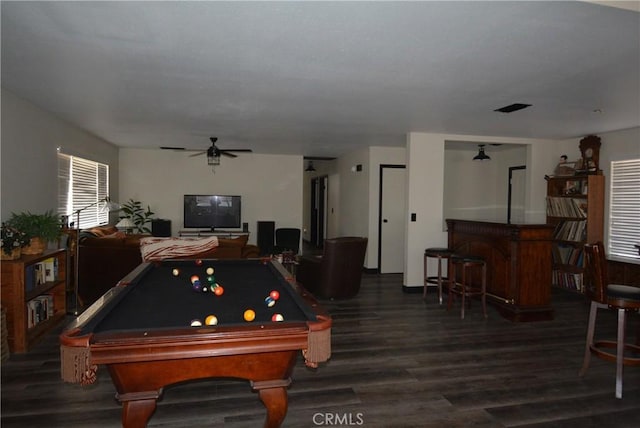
top-left (616, 308), bottom-right (626, 399)
top-left (579, 301), bottom-right (599, 377)
top-left (481, 262), bottom-right (487, 319)
top-left (436, 256), bottom-right (443, 305)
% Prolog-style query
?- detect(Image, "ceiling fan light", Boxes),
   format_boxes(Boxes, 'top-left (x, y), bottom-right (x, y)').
top-left (207, 146), bottom-right (221, 165)
top-left (473, 145), bottom-right (491, 161)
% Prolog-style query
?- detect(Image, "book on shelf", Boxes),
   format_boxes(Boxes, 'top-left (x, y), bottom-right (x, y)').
top-left (33, 263), bottom-right (46, 286)
top-left (552, 270), bottom-right (583, 292)
top-left (552, 245), bottom-right (584, 267)
top-left (546, 197), bottom-right (587, 218)
top-left (26, 294), bottom-right (54, 329)
top-left (25, 265), bottom-right (36, 292)
top-left (43, 257), bottom-right (57, 282)
top-left (552, 220), bottom-right (587, 242)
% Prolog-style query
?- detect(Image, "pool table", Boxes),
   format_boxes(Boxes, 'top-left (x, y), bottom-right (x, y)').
top-left (60, 258), bottom-right (331, 428)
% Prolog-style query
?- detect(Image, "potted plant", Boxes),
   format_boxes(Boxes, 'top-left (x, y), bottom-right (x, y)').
top-left (0, 222), bottom-right (29, 260)
top-left (118, 199), bottom-right (155, 234)
top-left (8, 210), bottom-right (63, 255)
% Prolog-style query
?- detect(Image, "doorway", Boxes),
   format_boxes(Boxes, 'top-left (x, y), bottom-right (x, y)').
top-left (310, 175), bottom-right (328, 248)
top-left (508, 165), bottom-right (526, 224)
top-left (378, 164), bottom-right (406, 273)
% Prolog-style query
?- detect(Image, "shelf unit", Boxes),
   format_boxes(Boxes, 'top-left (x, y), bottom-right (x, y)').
top-left (546, 174), bottom-right (604, 293)
top-left (1, 249), bottom-right (67, 353)
top-left (178, 230), bottom-right (249, 238)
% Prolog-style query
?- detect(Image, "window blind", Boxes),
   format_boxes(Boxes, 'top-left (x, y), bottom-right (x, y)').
top-left (57, 153), bottom-right (110, 229)
top-left (608, 158), bottom-right (640, 264)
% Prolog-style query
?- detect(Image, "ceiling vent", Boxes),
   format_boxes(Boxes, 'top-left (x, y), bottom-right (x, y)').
top-left (494, 103), bottom-right (532, 113)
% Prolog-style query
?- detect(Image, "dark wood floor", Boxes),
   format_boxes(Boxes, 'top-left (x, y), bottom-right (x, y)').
top-left (2, 273), bottom-right (639, 427)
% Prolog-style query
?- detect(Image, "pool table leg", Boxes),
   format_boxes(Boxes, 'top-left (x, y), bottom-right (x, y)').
top-left (252, 379), bottom-right (292, 428)
top-left (117, 390), bottom-right (162, 428)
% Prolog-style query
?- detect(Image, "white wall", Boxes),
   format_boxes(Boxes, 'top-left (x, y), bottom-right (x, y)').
top-left (443, 144), bottom-right (527, 224)
top-left (118, 148), bottom-right (303, 245)
top-left (405, 133), bottom-right (447, 288)
top-left (333, 148), bottom-right (371, 259)
top-left (1, 88), bottom-right (119, 221)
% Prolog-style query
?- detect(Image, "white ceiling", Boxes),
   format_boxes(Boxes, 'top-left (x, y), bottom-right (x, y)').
top-left (2, 1), bottom-right (639, 158)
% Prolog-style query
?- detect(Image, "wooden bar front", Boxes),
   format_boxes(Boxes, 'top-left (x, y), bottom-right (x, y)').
top-left (446, 219), bottom-right (555, 322)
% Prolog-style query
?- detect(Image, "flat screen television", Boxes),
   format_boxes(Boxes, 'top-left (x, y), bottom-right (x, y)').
top-left (183, 195), bottom-right (241, 230)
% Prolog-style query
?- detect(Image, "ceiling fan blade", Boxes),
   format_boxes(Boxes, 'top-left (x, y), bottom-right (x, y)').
top-left (160, 146), bottom-right (186, 151)
top-left (222, 149), bottom-right (253, 153)
top-left (220, 151), bottom-right (238, 158)
top-left (188, 151), bottom-right (206, 157)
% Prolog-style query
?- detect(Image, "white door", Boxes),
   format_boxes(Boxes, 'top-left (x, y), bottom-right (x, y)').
top-left (380, 166), bottom-right (406, 273)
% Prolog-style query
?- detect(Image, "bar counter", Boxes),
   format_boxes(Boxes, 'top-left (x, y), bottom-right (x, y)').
top-left (446, 219), bottom-right (555, 322)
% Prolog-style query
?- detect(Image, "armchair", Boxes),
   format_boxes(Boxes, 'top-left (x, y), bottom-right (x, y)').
top-left (296, 237), bottom-right (368, 299)
top-left (273, 228), bottom-right (301, 254)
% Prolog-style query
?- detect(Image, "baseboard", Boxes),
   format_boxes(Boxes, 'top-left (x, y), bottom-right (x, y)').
top-left (402, 285), bottom-right (423, 294)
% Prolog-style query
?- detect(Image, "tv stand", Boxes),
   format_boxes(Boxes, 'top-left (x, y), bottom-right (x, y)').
top-left (179, 230), bottom-right (250, 239)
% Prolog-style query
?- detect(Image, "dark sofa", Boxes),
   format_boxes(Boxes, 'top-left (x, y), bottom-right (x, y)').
top-left (77, 226), bottom-right (259, 307)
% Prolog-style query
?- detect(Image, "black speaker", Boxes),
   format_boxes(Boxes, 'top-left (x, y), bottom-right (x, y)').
top-left (242, 222), bottom-right (249, 232)
top-left (152, 219), bottom-right (172, 237)
top-left (257, 221), bottom-right (275, 256)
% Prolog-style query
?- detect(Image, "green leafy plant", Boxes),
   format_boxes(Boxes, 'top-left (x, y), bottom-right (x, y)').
top-left (7, 210), bottom-right (63, 242)
top-left (1, 222), bottom-right (29, 255)
top-left (119, 199), bottom-right (155, 234)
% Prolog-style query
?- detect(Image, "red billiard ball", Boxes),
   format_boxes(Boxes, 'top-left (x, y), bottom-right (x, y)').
top-left (190, 275), bottom-right (199, 284)
top-left (214, 285), bottom-right (224, 296)
top-left (195, 259), bottom-right (203, 266)
top-left (269, 290), bottom-right (280, 300)
top-left (271, 314), bottom-right (284, 322)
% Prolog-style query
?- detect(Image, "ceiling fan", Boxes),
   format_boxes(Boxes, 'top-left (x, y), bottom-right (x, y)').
top-left (161, 137), bottom-right (252, 166)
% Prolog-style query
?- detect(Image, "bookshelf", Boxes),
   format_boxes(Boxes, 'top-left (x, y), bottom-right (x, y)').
top-left (0, 249), bottom-right (67, 353)
top-left (546, 174), bottom-right (604, 293)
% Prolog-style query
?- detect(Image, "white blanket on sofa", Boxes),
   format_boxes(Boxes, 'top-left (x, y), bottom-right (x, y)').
top-left (139, 236), bottom-right (219, 262)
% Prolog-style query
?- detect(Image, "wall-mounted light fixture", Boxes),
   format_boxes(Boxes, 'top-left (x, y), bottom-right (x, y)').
top-left (305, 161), bottom-right (316, 172)
top-left (473, 144), bottom-right (491, 162)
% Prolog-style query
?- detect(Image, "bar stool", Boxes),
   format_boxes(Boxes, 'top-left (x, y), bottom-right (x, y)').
top-left (423, 248), bottom-right (455, 304)
top-left (579, 242), bottom-right (640, 399)
top-left (447, 255), bottom-right (487, 319)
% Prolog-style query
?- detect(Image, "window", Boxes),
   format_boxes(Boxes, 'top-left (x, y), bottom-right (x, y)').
top-left (608, 158), bottom-right (640, 264)
top-left (58, 152), bottom-right (109, 229)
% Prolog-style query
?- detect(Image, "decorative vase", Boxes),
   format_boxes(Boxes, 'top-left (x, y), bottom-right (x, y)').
top-left (22, 237), bottom-right (46, 255)
top-left (0, 247), bottom-right (22, 260)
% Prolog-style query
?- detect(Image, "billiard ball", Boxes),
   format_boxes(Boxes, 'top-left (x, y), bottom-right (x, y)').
top-left (269, 290), bottom-right (280, 300)
top-left (190, 319), bottom-right (202, 327)
top-left (206, 276), bottom-right (215, 284)
top-left (201, 286), bottom-right (208, 293)
top-left (205, 315), bottom-right (218, 326)
top-left (192, 280), bottom-right (202, 292)
top-left (172, 268), bottom-right (180, 276)
top-left (243, 309), bottom-right (256, 322)
top-left (206, 267), bottom-right (214, 275)
top-left (190, 275), bottom-right (199, 284)
top-left (271, 314), bottom-right (284, 322)
top-left (195, 259), bottom-right (203, 266)
top-left (265, 296), bottom-right (276, 307)
top-left (213, 285), bottom-right (224, 296)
